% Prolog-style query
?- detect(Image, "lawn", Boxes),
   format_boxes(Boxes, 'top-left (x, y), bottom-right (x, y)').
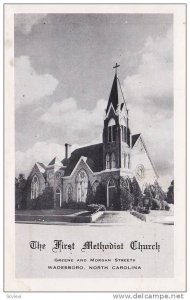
top-left (15, 208), bottom-right (87, 223)
top-left (15, 209), bottom-right (83, 216)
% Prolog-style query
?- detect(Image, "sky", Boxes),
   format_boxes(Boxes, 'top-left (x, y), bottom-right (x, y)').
top-left (15, 13), bottom-right (173, 190)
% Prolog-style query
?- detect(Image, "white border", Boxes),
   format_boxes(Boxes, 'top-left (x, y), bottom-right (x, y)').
top-left (4, 3), bottom-right (186, 293)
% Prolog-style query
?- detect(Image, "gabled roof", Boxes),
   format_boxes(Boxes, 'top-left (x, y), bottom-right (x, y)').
top-left (36, 162), bottom-right (46, 173)
top-left (131, 134), bottom-right (159, 178)
top-left (64, 143), bottom-right (103, 176)
top-left (131, 134), bottom-right (141, 147)
top-left (27, 162), bottom-right (47, 181)
top-left (48, 157), bottom-right (63, 167)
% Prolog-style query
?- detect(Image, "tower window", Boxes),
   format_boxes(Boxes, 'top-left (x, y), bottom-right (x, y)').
top-left (106, 153), bottom-right (111, 169)
top-left (123, 153), bottom-right (130, 169)
top-left (108, 118), bottom-right (116, 142)
top-left (111, 152), bottom-right (116, 168)
top-left (121, 125), bottom-right (127, 142)
top-left (124, 126), bottom-right (127, 143)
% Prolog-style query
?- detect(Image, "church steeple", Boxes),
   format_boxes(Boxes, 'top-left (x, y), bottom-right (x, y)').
top-left (103, 65), bottom-right (131, 170)
top-left (105, 63), bottom-right (128, 116)
top-left (106, 74), bottom-right (119, 114)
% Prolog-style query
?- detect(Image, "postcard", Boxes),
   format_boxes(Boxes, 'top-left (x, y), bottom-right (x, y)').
top-left (4, 3), bottom-right (186, 292)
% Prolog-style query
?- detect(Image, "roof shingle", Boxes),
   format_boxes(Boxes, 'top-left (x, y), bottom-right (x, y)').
top-left (64, 143), bottom-right (103, 176)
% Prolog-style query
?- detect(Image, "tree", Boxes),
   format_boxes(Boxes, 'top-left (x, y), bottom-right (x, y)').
top-left (94, 182), bottom-right (107, 207)
top-left (131, 177), bottom-right (142, 208)
top-left (86, 181), bottom-right (94, 204)
top-left (167, 180), bottom-right (174, 204)
top-left (35, 186), bottom-right (54, 209)
top-left (15, 173), bottom-right (26, 209)
top-left (119, 177), bottom-right (134, 211)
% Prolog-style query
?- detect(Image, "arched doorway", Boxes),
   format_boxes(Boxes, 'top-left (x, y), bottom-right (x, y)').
top-left (107, 178), bottom-right (116, 209)
top-left (55, 188), bottom-right (61, 208)
top-left (76, 169), bottom-right (88, 202)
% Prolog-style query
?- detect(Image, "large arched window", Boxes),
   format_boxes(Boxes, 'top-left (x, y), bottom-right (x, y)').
top-left (123, 153), bottom-right (130, 169)
top-left (31, 175), bottom-right (39, 200)
top-left (108, 118), bottom-right (116, 142)
top-left (111, 152), bottom-right (116, 168)
top-left (106, 153), bottom-right (111, 169)
top-left (65, 184), bottom-right (73, 202)
top-left (76, 169), bottom-right (88, 202)
top-left (56, 188), bottom-right (61, 207)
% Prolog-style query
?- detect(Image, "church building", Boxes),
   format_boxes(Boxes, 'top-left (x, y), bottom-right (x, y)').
top-left (25, 65), bottom-right (158, 210)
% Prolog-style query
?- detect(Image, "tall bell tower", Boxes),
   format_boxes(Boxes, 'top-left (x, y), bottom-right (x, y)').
top-left (102, 64), bottom-right (131, 171)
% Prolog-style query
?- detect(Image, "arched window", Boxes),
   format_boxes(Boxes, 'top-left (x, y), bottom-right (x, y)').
top-left (124, 126), bottom-right (127, 142)
top-left (111, 152), bottom-right (116, 168)
top-left (106, 153), bottom-right (111, 169)
top-left (123, 153), bottom-right (130, 169)
top-left (56, 188), bottom-right (61, 207)
top-left (66, 184), bottom-right (73, 202)
top-left (108, 178), bottom-right (115, 187)
top-left (31, 175), bottom-right (39, 200)
top-left (121, 125), bottom-right (127, 142)
top-left (76, 169), bottom-right (88, 202)
top-left (92, 181), bottom-right (99, 196)
top-left (108, 118), bottom-right (116, 142)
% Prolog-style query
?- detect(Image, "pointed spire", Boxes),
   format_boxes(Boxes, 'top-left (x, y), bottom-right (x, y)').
top-left (106, 67), bottom-right (127, 115)
top-left (106, 74), bottom-right (119, 114)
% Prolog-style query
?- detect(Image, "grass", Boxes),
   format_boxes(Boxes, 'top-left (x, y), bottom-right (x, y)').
top-left (15, 209), bottom-right (84, 216)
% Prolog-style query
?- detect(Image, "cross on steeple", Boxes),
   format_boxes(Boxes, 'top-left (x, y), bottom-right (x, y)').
top-left (113, 62), bottom-right (120, 75)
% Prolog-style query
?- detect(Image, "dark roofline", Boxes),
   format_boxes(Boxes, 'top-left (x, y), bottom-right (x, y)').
top-left (63, 143), bottom-right (103, 176)
top-left (132, 133), bottom-right (141, 148)
top-left (71, 142), bottom-right (103, 156)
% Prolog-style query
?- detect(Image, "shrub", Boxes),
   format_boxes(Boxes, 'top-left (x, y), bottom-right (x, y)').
top-left (94, 182), bottom-right (107, 206)
top-left (131, 177), bottom-right (143, 208)
top-left (166, 180), bottom-right (174, 204)
top-left (136, 206), bottom-right (150, 214)
top-left (87, 204), bottom-right (106, 213)
top-left (120, 188), bottom-right (133, 211)
top-left (86, 181), bottom-right (94, 204)
top-left (15, 174), bottom-right (27, 210)
top-left (161, 200), bottom-right (170, 211)
top-left (151, 198), bottom-right (161, 210)
top-left (35, 187), bottom-right (54, 209)
top-left (62, 201), bottom-right (88, 210)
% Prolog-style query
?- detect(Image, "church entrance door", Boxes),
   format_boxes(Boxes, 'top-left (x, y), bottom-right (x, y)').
top-left (107, 178), bottom-right (116, 209)
top-left (55, 188), bottom-right (61, 208)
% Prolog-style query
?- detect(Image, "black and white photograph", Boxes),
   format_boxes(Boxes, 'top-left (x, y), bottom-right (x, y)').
top-left (4, 4), bottom-right (186, 292)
